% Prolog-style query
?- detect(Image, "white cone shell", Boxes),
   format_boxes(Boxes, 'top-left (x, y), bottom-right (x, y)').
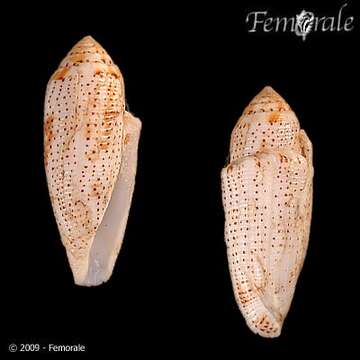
top-left (44, 36), bottom-right (141, 286)
top-left (221, 86), bottom-right (313, 337)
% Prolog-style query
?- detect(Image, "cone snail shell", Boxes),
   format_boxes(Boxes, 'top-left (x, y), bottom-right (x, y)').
top-left (221, 86), bottom-right (313, 337)
top-left (44, 36), bottom-right (141, 286)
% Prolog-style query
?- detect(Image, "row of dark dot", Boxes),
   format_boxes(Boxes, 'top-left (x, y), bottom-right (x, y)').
top-left (47, 75), bottom-right (75, 245)
top-left (79, 74), bottom-right (122, 223)
top-left (224, 163), bottom-right (298, 276)
top-left (232, 123), bottom-right (297, 153)
top-left (68, 48), bottom-right (107, 56)
top-left (231, 128), bottom-right (297, 162)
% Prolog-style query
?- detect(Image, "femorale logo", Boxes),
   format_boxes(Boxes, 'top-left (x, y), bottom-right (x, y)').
top-left (246, 3), bottom-right (354, 41)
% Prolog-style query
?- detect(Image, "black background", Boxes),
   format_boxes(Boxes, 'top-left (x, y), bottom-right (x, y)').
top-left (2, 1), bottom-right (359, 357)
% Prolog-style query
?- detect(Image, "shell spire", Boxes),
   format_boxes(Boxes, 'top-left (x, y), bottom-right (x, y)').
top-left (243, 86), bottom-right (291, 116)
top-left (44, 36), bottom-right (141, 286)
top-left (254, 86), bottom-right (285, 102)
top-left (58, 36), bottom-right (116, 68)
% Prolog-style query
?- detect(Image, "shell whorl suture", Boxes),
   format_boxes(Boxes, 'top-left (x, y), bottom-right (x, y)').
top-left (221, 86), bottom-right (313, 337)
top-left (44, 36), bottom-right (141, 286)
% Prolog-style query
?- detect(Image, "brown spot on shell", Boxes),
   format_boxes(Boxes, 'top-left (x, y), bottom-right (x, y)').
top-left (52, 67), bottom-right (69, 81)
top-left (69, 53), bottom-right (86, 63)
top-left (268, 112), bottom-right (280, 125)
top-left (98, 142), bottom-right (109, 150)
top-left (259, 315), bottom-right (266, 325)
top-left (44, 116), bottom-right (54, 166)
top-left (226, 164), bottom-right (233, 174)
top-left (90, 180), bottom-right (103, 198)
top-left (108, 66), bottom-right (121, 79)
top-left (95, 108), bottom-right (120, 151)
top-left (87, 145), bottom-right (100, 162)
top-left (289, 269), bottom-right (296, 282)
top-left (104, 110), bottom-right (120, 119)
top-left (94, 64), bottom-right (108, 75)
top-left (124, 133), bottom-right (130, 145)
top-left (244, 104), bottom-right (255, 115)
top-left (253, 314), bottom-right (278, 333)
top-left (238, 290), bottom-right (252, 304)
top-left (237, 285), bottom-right (253, 305)
top-left (279, 154), bottom-right (288, 163)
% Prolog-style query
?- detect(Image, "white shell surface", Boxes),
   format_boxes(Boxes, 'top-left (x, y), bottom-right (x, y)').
top-left (221, 86), bottom-right (313, 337)
top-left (44, 36), bottom-right (141, 286)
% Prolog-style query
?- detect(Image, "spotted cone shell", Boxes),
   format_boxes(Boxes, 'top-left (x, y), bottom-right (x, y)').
top-left (221, 86), bottom-right (313, 337)
top-left (44, 36), bottom-right (141, 286)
